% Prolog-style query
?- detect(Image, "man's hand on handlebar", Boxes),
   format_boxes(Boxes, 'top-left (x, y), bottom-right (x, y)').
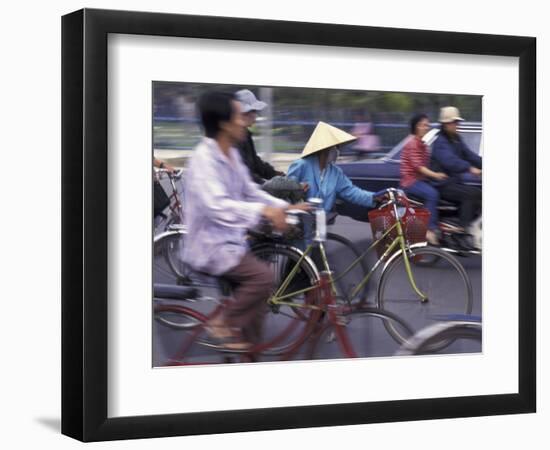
top-left (287, 202), bottom-right (312, 213)
top-left (262, 206), bottom-right (289, 232)
top-left (373, 188), bottom-right (410, 208)
top-left (469, 167), bottom-right (482, 177)
top-left (373, 189), bottom-right (390, 203)
top-left (154, 158), bottom-right (176, 173)
top-left (156, 166), bottom-right (181, 177)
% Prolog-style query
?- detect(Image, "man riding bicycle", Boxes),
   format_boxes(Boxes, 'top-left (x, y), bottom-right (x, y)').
top-left (182, 91), bottom-right (310, 350)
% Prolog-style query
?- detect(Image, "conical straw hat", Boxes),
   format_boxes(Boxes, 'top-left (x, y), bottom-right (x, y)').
top-left (301, 121), bottom-right (357, 158)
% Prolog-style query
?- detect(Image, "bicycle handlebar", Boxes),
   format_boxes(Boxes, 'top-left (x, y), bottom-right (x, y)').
top-left (156, 168), bottom-right (184, 179)
top-left (255, 214), bottom-right (301, 236)
top-left (376, 187), bottom-right (410, 210)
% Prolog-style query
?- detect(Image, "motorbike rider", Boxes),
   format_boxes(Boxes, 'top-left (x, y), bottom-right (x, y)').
top-left (430, 106), bottom-right (482, 250)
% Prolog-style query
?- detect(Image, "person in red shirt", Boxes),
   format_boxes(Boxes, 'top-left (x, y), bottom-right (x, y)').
top-left (400, 114), bottom-right (448, 245)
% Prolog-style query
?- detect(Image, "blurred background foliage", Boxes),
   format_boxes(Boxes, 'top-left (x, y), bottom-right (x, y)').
top-left (153, 82), bottom-right (481, 157)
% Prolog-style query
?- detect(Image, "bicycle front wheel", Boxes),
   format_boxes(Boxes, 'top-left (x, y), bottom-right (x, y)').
top-left (377, 246), bottom-right (473, 345)
top-left (154, 303), bottom-right (229, 366)
top-left (154, 230), bottom-right (192, 282)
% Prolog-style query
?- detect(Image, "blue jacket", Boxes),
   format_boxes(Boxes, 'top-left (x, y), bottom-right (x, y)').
top-left (287, 155), bottom-right (374, 212)
top-left (431, 131), bottom-right (482, 185)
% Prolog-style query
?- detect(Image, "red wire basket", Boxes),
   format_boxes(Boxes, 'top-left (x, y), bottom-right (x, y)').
top-left (368, 202), bottom-right (431, 258)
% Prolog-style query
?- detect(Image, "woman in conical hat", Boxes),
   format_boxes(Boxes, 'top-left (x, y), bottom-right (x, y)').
top-left (287, 121), bottom-right (379, 213)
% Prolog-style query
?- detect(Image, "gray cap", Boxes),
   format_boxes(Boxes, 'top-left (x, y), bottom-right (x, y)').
top-left (235, 89), bottom-right (267, 113)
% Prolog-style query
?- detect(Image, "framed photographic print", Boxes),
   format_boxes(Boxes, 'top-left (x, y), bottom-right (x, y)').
top-left (62, 8), bottom-right (536, 442)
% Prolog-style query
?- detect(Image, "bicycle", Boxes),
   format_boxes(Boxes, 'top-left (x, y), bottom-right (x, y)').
top-left (154, 168), bottom-right (185, 232)
top-left (248, 210), bottom-right (370, 304)
top-left (154, 221), bottom-right (322, 356)
top-left (153, 207), bottom-right (369, 294)
top-left (153, 271), bottom-right (414, 365)
top-left (154, 188), bottom-right (474, 349)
top-left (251, 188), bottom-right (473, 345)
top-left (153, 168), bottom-right (189, 280)
top-left (396, 315), bottom-right (481, 355)
top-left (257, 175), bottom-right (371, 300)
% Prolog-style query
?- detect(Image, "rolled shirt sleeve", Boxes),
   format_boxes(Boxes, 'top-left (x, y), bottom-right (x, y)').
top-left (335, 167), bottom-right (374, 207)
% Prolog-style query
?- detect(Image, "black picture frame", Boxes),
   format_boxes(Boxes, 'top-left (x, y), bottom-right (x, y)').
top-left (62, 8), bottom-right (536, 442)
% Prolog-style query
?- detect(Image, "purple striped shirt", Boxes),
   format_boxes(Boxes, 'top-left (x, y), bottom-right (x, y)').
top-left (182, 137), bottom-right (287, 275)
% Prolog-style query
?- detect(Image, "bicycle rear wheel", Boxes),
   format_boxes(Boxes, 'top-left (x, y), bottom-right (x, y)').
top-left (377, 246), bottom-right (473, 346)
top-left (252, 243), bottom-right (322, 357)
top-left (309, 306), bottom-right (414, 359)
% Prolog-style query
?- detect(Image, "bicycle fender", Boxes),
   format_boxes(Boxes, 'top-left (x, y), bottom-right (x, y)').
top-left (154, 228), bottom-right (186, 244)
top-left (380, 242), bottom-right (429, 274)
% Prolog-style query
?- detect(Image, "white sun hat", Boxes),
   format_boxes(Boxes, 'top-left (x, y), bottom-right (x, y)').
top-left (300, 121), bottom-right (357, 158)
top-left (439, 106), bottom-right (465, 123)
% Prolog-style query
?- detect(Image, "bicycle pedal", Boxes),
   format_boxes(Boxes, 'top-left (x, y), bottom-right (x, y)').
top-left (325, 330), bottom-right (337, 343)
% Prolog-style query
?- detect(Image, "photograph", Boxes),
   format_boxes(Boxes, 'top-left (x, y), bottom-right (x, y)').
top-left (58, 6), bottom-right (536, 442)
top-left (152, 82), bottom-right (483, 366)
top-left (2, 0), bottom-right (546, 446)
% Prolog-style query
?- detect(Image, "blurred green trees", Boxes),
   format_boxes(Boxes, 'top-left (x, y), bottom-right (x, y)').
top-left (153, 82), bottom-right (481, 152)
top-left (154, 82), bottom-right (481, 122)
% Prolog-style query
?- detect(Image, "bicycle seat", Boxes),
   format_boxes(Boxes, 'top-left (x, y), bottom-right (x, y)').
top-left (153, 283), bottom-right (199, 301)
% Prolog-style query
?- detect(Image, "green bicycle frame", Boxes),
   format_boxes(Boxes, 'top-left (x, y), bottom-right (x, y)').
top-left (269, 217), bottom-right (428, 309)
